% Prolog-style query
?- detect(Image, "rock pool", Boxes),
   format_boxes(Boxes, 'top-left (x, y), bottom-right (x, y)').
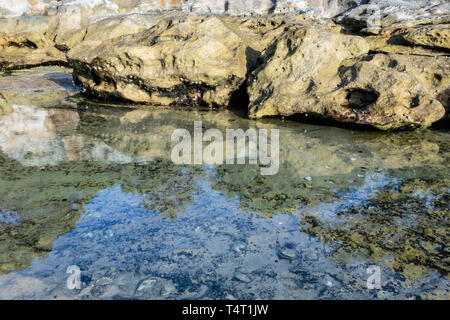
top-left (0, 67), bottom-right (448, 299)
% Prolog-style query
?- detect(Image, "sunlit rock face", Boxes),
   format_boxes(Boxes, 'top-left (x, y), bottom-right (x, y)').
top-left (64, 11), bottom-right (447, 129)
top-left (67, 15), bottom-right (265, 107)
top-left (0, 0), bottom-right (32, 17)
top-left (247, 28), bottom-right (448, 129)
top-left (2, 0), bottom-right (448, 18)
top-left (114, 0), bottom-right (182, 13)
top-left (0, 1), bottom-right (448, 129)
top-left (338, 0), bottom-right (450, 29)
top-left (45, 0), bottom-right (119, 16)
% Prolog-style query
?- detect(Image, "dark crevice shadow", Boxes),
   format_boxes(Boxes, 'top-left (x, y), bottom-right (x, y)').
top-left (46, 73), bottom-right (80, 91)
top-left (284, 113), bottom-right (386, 132)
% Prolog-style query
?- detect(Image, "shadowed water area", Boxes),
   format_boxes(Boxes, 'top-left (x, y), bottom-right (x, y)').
top-left (0, 67), bottom-right (448, 299)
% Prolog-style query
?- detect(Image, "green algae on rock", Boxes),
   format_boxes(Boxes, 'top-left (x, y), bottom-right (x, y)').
top-left (301, 168), bottom-right (450, 282)
top-left (0, 152), bottom-right (205, 273)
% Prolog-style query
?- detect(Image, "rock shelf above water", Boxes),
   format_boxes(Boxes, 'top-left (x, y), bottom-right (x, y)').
top-left (0, 1), bottom-right (449, 129)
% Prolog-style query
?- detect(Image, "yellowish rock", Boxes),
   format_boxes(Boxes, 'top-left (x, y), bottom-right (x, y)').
top-left (403, 24), bottom-right (450, 51)
top-left (68, 15), bottom-right (253, 106)
top-left (247, 27), bottom-right (446, 130)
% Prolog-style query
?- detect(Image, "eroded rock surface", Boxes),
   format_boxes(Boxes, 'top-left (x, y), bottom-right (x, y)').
top-left (247, 30), bottom-right (447, 129)
top-left (0, 1), bottom-right (448, 129)
top-left (403, 24), bottom-right (450, 51)
top-left (67, 15), bottom-right (273, 106)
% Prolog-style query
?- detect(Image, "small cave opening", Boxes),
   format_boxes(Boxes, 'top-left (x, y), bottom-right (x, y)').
top-left (434, 73), bottom-right (442, 82)
top-left (345, 89), bottom-right (379, 109)
top-left (410, 95), bottom-right (420, 109)
top-left (91, 70), bottom-right (102, 86)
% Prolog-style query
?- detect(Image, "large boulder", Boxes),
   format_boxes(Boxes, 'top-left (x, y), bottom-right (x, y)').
top-left (67, 15), bottom-right (265, 106)
top-left (361, 53), bottom-right (450, 110)
top-left (0, 7), bottom-right (167, 70)
top-left (247, 27), bottom-right (446, 130)
top-left (0, 0), bottom-right (448, 130)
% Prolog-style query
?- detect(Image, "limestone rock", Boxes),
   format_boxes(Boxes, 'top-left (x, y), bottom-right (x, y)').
top-left (336, 1), bottom-right (450, 31)
top-left (68, 15), bottom-right (260, 106)
top-left (361, 53), bottom-right (450, 110)
top-left (0, 10), bottom-right (166, 70)
top-left (248, 27), bottom-right (370, 116)
top-left (83, 13), bottom-right (170, 42)
top-left (0, 32), bottom-right (67, 70)
top-left (0, 0), bottom-right (32, 17)
top-left (45, 0), bottom-right (121, 49)
top-left (0, 15), bottom-right (66, 70)
top-left (0, 1), bottom-right (59, 17)
top-left (403, 24), bottom-right (450, 51)
top-left (45, 0), bottom-right (119, 16)
top-left (113, 0), bottom-right (182, 13)
top-left (247, 28), bottom-right (446, 130)
top-left (364, 31), bottom-right (449, 57)
top-left (52, 12), bottom-right (167, 51)
top-left (0, 1), bottom-right (448, 130)
top-left (182, 0), bottom-right (276, 15)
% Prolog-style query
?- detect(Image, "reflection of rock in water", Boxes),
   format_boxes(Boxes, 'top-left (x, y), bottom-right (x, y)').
top-left (0, 105), bottom-right (137, 166)
top-left (72, 103), bottom-right (450, 281)
top-left (74, 102), bottom-right (449, 221)
top-left (0, 65), bottom-right (449, 296)
top-left (0, 152), bottom-right (204, 273)
top-left (1, 97), bottom-right (449, 283)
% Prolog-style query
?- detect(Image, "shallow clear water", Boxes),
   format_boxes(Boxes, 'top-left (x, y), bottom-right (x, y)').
top-left (0, 67), bottom-right (448, 299)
